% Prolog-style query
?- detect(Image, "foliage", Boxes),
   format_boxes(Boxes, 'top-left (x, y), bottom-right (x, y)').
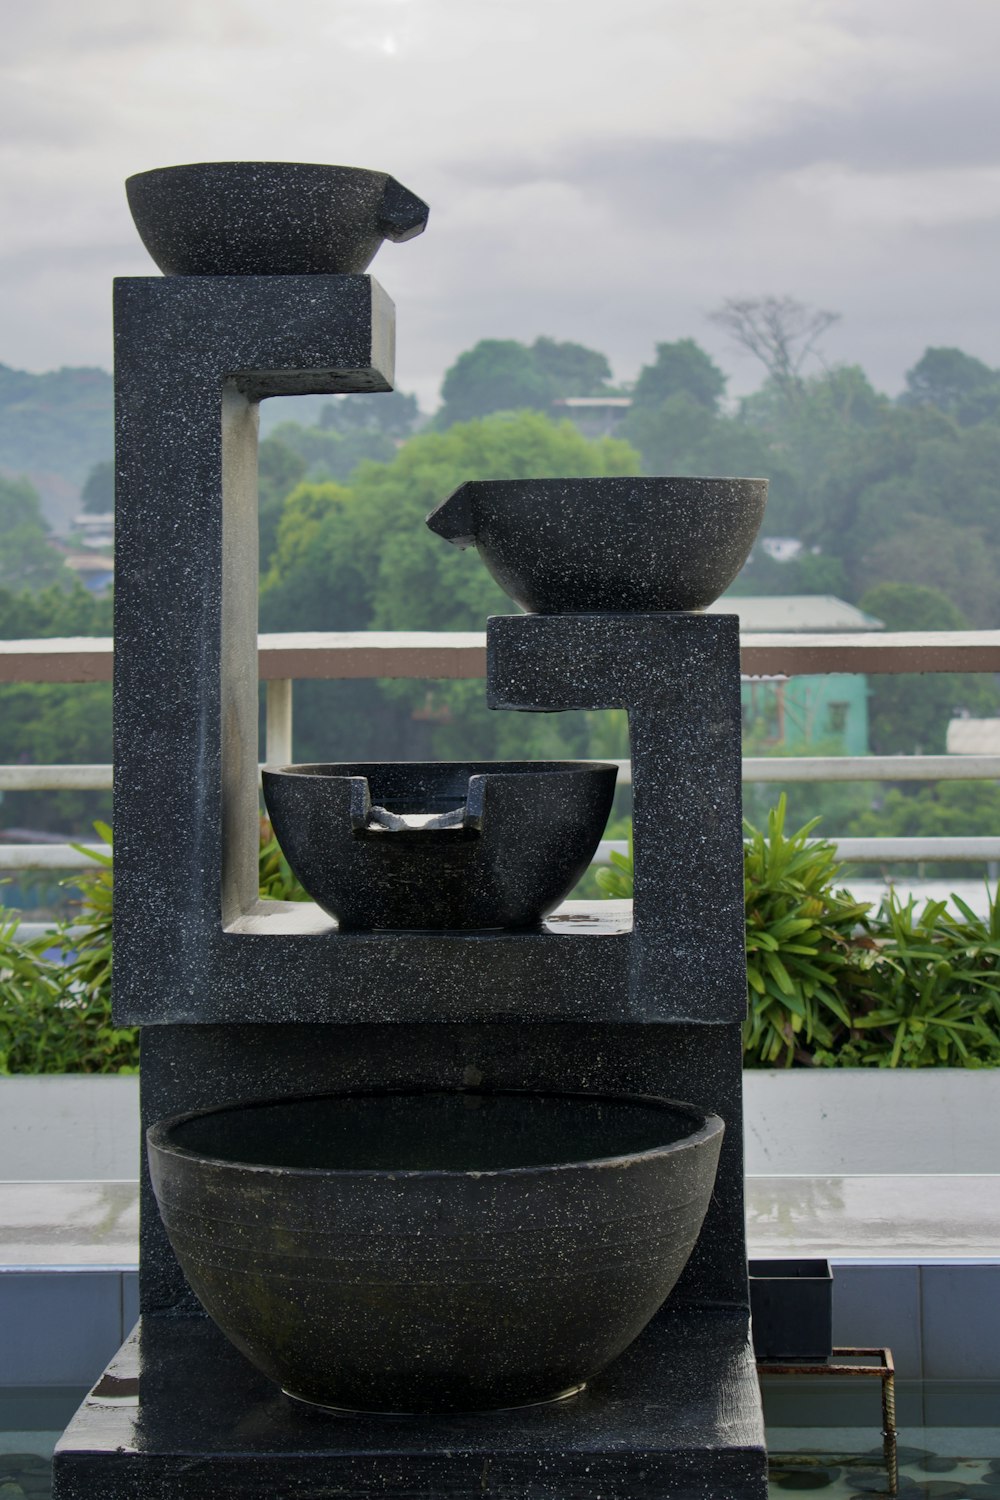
top-left (0, 363), bottom-right (113, 527)
top-left (0, 827), bottom-right (137, 1074)
top-left (0, 475), bottom-right (71, 591)
top-left (0, 579), bottom-right (113, 639)
top-left (901, 347), bottom-right (1000, 427)
top-left (709, 296), bottom-right (839, 397)
top-left (628, 339), bottom-right (727, 415)
top-left (0, 910), bottom-right (70, 1073)
top-left (741, 798), bottom-right (876, 1067)
top-left (830, 890), bottom-right (1000, 1068)
top-left (581, 797), bottom-right (1000, 1068)
top-left (260, 410), bottom-right (640, 764)
top-left (857, 583), bottom-right (998, 753)
top-left (0, 822), bottom-right (312, 1073)
top-left (843, 782), bottom-right (1000, 879)
top-left (81, 460), bottom-right (115, 514)
top-left (0, 580), bottom-right (114, 837)
top-left (317, 390), bottom-right (420, 438)
top-left (435, 337), bottom-right (613, 428)
top-left (258, 436), bottom-right (308, 571)
top-left (594, 826), bottom-right (634, 900)
top-left (258, 817), bottom-right (309, 902)
top-left (530, 337), bottom-right (612, 398)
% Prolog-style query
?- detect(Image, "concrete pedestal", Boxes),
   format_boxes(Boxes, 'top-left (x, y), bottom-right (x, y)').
top-left (54, 1308), bottom-right (766, 1499)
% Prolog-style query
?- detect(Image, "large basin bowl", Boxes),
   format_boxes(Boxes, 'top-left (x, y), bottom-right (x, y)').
top-left (426, 476), bottom-right (768, 613)
top-left (148, 1089), bottom-right (724, 1413)
top-left (126, 161), bottom-right (429, 276)
top-left (261, 760), bottom-right (616, 930)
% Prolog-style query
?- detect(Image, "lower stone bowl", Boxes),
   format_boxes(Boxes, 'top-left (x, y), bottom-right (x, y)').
top-left (426, 476), bottom-right (768, 613)
top-left (147, 1089), bottom-right (724, 1413)
top-left (261, 760), bottom-right (616, 930)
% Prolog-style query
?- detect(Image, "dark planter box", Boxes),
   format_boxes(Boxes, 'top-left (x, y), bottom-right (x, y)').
top-left (749, 1258), bottom-right (833, 1362)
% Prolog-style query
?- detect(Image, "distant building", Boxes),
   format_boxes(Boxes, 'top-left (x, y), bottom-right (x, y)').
top-left (758, 536), bottom-right (805, 564)
top-left (946, 717), bottom-right (1000, 755)
top-left (706, 595), bottom-right (884, 755)
top-left (61, 551), bottom-right (114, 594)
top-left (70, 512), bottom-right (114, 551)
top-left (550, 396), bottom-right (632, 439)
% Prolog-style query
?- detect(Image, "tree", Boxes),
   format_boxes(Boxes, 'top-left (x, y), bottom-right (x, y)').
top-left (858, 515), bottom-right (1000, 629)
top-left (739, 365), bottom-right (897, 553)
top-left (318, 389), bottom-right (420, 438)
top-left (858, 583), bottom-right (998, 754)
top-left (845, 782), bottom-right (1000, 876)
top-left (259, 410), bottom-right (641, 765)
top-left (901, 347), bottom-right (1000, 427)
top-left (81, 460), bottom-right (114, 514)
top-left (435, 337), bottom-right (615, 428)
top-left (0, 580), bottom-right (113, 837)
top-left (0, 364), bottom-right (113, 528)
top-left (629, 339), bottom-right (727, 415)
top-left (530, 337), bottom-right (611, 397)
top-left (0, 476), bottom-right (71, 591)
top-left (258, 435), bottom-right (308, 572)
top-left (709, 296), bottom-right (839, 397)
top-left (619, 339), bottom-right (790, 522)
top-left (436, 340), bottom-right (552, 427)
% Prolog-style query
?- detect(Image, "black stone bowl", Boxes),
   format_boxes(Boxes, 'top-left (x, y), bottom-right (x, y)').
top-left (261, 760), bottom-right (616, 930)
top-left (125, 161), bottom-right (429, 276)
top-left (426, 476), bottom-right (768, 613)
top-left (147, 1089), bottom-right (724, 1413)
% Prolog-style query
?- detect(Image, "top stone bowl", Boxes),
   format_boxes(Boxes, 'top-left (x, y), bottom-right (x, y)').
top-left (426, 476), bottom-right (768, 614)
top-left (125, 161), bottom-right (429, 276)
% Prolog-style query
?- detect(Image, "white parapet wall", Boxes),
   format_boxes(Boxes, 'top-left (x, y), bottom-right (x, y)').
top-left (743, 1068), bottom-right (1000, 1175)
top-left (1, 1069), bottom-right (998, 1180)
top-left (1, 1076), bottom-right (142, 1180)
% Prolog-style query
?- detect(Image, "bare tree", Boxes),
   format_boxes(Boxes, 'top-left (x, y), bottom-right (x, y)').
top-left (708, 296), bottom-right (839, 396)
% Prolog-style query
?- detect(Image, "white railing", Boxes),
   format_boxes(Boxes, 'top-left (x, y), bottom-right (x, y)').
top-left (3, 630), bottom-right (1000, 873)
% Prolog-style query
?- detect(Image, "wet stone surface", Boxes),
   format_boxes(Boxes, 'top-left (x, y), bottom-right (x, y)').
top-left (10, 1438), bottom-right (1000, 1498)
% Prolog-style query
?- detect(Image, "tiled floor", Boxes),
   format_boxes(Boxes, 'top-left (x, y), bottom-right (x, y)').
top-left (2, 1428), bottom-right (999, 1498)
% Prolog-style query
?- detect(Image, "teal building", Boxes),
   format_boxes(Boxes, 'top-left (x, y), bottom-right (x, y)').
top-left (706, 595), bottom-right (883, 756)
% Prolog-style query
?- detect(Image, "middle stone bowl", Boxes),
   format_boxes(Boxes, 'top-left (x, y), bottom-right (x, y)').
top-left (261, 761), bottom-right (616, 931)
top-left (426, 475), bottom-right (768, 614)
top-left (147, 1088), bottom-right (724, 1413)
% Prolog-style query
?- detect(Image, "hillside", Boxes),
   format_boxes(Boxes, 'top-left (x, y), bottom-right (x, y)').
top-left (0, 364), bottom-right (113, 529)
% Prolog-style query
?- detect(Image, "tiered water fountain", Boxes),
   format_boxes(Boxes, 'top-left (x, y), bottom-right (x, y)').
top-left (53, 161), bottom-right (770, 1499)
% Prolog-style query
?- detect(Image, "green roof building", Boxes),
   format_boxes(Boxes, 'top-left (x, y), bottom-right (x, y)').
top-left (706, 595), bottom-right (884, 757)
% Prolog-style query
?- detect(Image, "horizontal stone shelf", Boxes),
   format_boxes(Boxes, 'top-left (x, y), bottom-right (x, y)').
top-left (114, 900), bottom-right (746, 1027)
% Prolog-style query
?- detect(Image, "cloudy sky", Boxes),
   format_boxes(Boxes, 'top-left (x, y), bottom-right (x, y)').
top-left (2, 0), bottom-right (999, 409)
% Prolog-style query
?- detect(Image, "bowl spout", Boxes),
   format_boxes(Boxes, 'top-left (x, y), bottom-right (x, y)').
top-left (377, 176), bottom-right (430, 243)
top-left (426, 482), bottom-right (477, 547)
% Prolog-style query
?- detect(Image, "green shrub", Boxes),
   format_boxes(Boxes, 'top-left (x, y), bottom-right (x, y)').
top-left (589, 796), bottom-right (1000, 1068)
top-left (4, 806), bottom-right (1000, 1071)
top-left (833, 889), bottom-right (1000, 1068)
top-left (742, 797), bottom-right (876, 1067)
top-left (258, 816), bottom-right (309, 902)
top-left (0, 826), bottom-right (138, 1074)
top-left (0, 820), bottom-right (309, 1074)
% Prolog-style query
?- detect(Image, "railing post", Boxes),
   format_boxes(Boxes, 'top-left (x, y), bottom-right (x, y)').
top-left (265, 679), bottom-right (293, 767)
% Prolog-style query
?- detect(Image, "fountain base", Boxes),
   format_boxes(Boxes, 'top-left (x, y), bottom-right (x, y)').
top-left (53, 1306), bottom-right (766, 1499)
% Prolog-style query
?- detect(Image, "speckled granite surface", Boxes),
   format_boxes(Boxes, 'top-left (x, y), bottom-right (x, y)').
top-left (52, 1307), bottom-right (766, 1500)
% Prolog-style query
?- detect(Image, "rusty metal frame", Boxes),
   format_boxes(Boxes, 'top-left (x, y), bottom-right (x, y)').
top-left (758, 1345), bottom-right (897, 1494)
